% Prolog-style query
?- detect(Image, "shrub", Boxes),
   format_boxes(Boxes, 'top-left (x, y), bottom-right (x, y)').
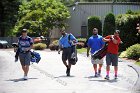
top-left (33, 43), bottom-right (46, 50)
top-left (103, 13), bottom-right (115, 36)
top-left (126, 44), bottom-right (140, 59)
top-left (88, 16), bottom-right (102, 37)
top-left (116, 13), bottom-right (140, 51)
top-left (49, 40), bottom-right (59, 51)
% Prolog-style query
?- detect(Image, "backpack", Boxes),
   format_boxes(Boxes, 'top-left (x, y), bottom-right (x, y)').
top-left (31, 51), bottom-right (41, 63)
top-left (68, 34), bottom-right (78, 65)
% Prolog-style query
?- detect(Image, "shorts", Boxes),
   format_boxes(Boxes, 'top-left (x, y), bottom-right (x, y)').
top-left (19, 52), bottom-right (31, 66)
top-left (62, 47), bottom-right (72, 62)
top-left (106, 53), bottom-right (118, 66)
top-left (91, 54), bottom-right (103, 64)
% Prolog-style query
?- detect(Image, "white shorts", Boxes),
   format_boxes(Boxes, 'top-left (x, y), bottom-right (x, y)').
top-left (91, 55), bottom-right (103, 64)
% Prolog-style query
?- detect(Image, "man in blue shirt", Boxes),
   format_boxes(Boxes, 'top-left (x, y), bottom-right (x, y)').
top-left (87, 28), bottom-right (105, 77)
top-left (18, 29), bottom-right (33, 80)
top-left (58, 30), bottom-right (77, 76)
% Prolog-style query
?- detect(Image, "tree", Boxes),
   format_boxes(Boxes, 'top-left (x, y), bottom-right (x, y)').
top-left (14, 0), bottom-right (70, 36)
top-left (103, 13), bottom-right (115, 36)
top-left (88, 16), bottom-right (102, 37)
top-left (0, 0), bottom-right (21, 37)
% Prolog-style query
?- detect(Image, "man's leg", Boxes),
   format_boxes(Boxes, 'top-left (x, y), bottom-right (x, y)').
top-left (105, 53), bottom-right (111, 80)
top-left (63, 61), bottom-right (68, 68)
top-left (66, 61), bottom-right (71, 76)
top-left (24, 65), bottom-right (29, 76)
top-left (104, 65), bottom-right (110, 80)
top-left (114, 66), bottom-right (118, 79)
top-left (98, 64), bottom-right (102, 76)
top-left (22, 66), bottom-right (26, 75)
top-left (93, 64), bottom-right (98, 77)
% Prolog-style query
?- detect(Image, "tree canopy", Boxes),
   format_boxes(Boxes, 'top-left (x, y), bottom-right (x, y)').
top-left (14, 0), bottom-right (70, 36)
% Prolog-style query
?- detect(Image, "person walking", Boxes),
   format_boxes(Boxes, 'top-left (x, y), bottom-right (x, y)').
top-left (18, 29), bottom-right (33, 80)
top-left (103, 30), bottom-right (121, 80)
top-left (87, 28), bottom-right (105, 77)
top-left (58, 30), bottom-right (77, 76)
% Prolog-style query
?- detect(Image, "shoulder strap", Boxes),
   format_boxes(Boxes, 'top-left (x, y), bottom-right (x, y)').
top-left (68, 34), bottom-right (71, 45)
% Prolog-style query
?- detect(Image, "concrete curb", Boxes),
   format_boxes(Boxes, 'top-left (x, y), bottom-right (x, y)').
top-left (128, 64), bottom-right (140, 92)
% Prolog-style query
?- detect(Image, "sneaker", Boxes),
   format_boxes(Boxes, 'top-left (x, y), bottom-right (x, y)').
top-left (23, 76), bottom-right (28, 80)
top-left (94, 72), bottom-right (98, 77)
top-left (104, 75), bottom-right (110, 80)
top-left (114, 75), bottom-right (118, 79)
top-left (98, 70), bottom-right (101, 76)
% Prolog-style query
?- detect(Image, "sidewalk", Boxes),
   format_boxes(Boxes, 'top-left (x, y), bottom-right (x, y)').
top-left (0, 49), bottom-right (139, 93)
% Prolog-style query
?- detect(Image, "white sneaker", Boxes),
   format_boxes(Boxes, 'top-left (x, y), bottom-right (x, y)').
top-left (23, 76), bottom-right (28, 80)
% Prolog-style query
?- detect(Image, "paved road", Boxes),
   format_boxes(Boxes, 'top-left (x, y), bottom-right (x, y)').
top-left (0, 49), bottom-right (139, 93)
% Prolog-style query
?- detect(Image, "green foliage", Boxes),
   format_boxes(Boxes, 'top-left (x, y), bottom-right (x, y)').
top-left (77, 38), bottom-right (86, 43)
top-left (33, 43), bottom-right (47, 50)
top-left (103, 13), bottom-right (115, 36)
top-left (52, 40), bottom-right (59, 45)
top-left (13, 0), bottom-right (70, 36)
top-left (120, 44), bottom-right (140, 59)
top-left (116, 13), bottom-right (140, 51)
top-left (77, 48), bottom-right (87, 53)
top-left (88, 16), bottom-right (102, 37)
top-left (126, 44), bottom-right (140, 59)
top-left (0, 0), bottom-right (21, 36)
top-left (49, 40), bottom-right (59, 51)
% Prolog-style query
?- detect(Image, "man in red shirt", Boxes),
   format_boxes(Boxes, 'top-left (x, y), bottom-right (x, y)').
top-left (103, 30), bottom-right (121, 80)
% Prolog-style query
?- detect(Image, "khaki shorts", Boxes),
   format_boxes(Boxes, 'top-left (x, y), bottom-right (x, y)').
top-left (91, 55), bottom-right (103, 64)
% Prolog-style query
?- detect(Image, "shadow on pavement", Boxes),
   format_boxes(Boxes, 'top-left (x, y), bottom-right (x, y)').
top-left (56, 75), bottom-right (75, 78)
top-left (5, 78), bottom-right (38, 82)
top-left (84, 76), bottom-right (101, 79)
top-left (89, 79), bottom-right (118, 83)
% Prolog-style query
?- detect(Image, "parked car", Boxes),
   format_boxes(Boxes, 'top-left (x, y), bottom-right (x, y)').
top-left (0, 40), bottom-right (9, 48)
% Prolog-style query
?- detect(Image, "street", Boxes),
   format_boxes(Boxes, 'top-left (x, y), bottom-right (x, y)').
top-left (0, 49), bottom-right (139, 93)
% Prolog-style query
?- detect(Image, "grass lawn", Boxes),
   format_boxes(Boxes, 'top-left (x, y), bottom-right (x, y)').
top-left (77, 48), bottom-right (87, 53)
top-left (135, 61), bottom-right (140, 66)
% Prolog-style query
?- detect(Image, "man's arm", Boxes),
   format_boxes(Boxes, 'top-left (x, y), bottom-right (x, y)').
top-left (103, 36), bottom-right (111, 42)
top-left (87, 46), bottom-right (90, 57)
top-left (58, 39), bottom-right (62, 54)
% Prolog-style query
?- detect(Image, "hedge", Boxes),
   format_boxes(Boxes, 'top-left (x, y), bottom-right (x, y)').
top-left (103, 13), bottom-right (115, 36)
top-left (116, 13), bottom-right (140, 51)
top-left (88, 16), bottom-right (102, 37)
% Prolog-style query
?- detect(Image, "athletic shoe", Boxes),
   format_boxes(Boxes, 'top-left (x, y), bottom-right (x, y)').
top-left (23, 76), bottom-right (28, 80)
top-left (98, 70), bottom-right (101, 76)
top-left (66, 68), bottom-right (70, 76)
top-left (114, 75), bottom-right (118, 79)
top-left (94, 72), bottom-right (98, 77)
top-left (104, 75), bottom-right (110, 80)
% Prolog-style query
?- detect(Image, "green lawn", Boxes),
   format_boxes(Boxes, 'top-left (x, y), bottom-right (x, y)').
top-left (135, 61), bottom-right (140, 66)
top-left (77, 48), bottom-right (87, 53)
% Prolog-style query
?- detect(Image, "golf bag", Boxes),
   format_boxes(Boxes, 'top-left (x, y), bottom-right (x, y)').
top-left (69, 45), bottom-right (78, 65)
top-left (68, 34), bottom-right (78, 65)
top-left (31, 51), bottom-right (41, 63)
top-left (91, 43), bottom-right (108, 60)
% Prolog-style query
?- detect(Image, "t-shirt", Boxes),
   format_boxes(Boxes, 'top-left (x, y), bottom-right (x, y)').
top-left (87, 35), bottom-right (105, 54)
top-left (59, 33), bottom-right (77, 48)
top-left (18, 36), bottom-right (33, 52)
top-left (105, 35), bottom-right (121, 54)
